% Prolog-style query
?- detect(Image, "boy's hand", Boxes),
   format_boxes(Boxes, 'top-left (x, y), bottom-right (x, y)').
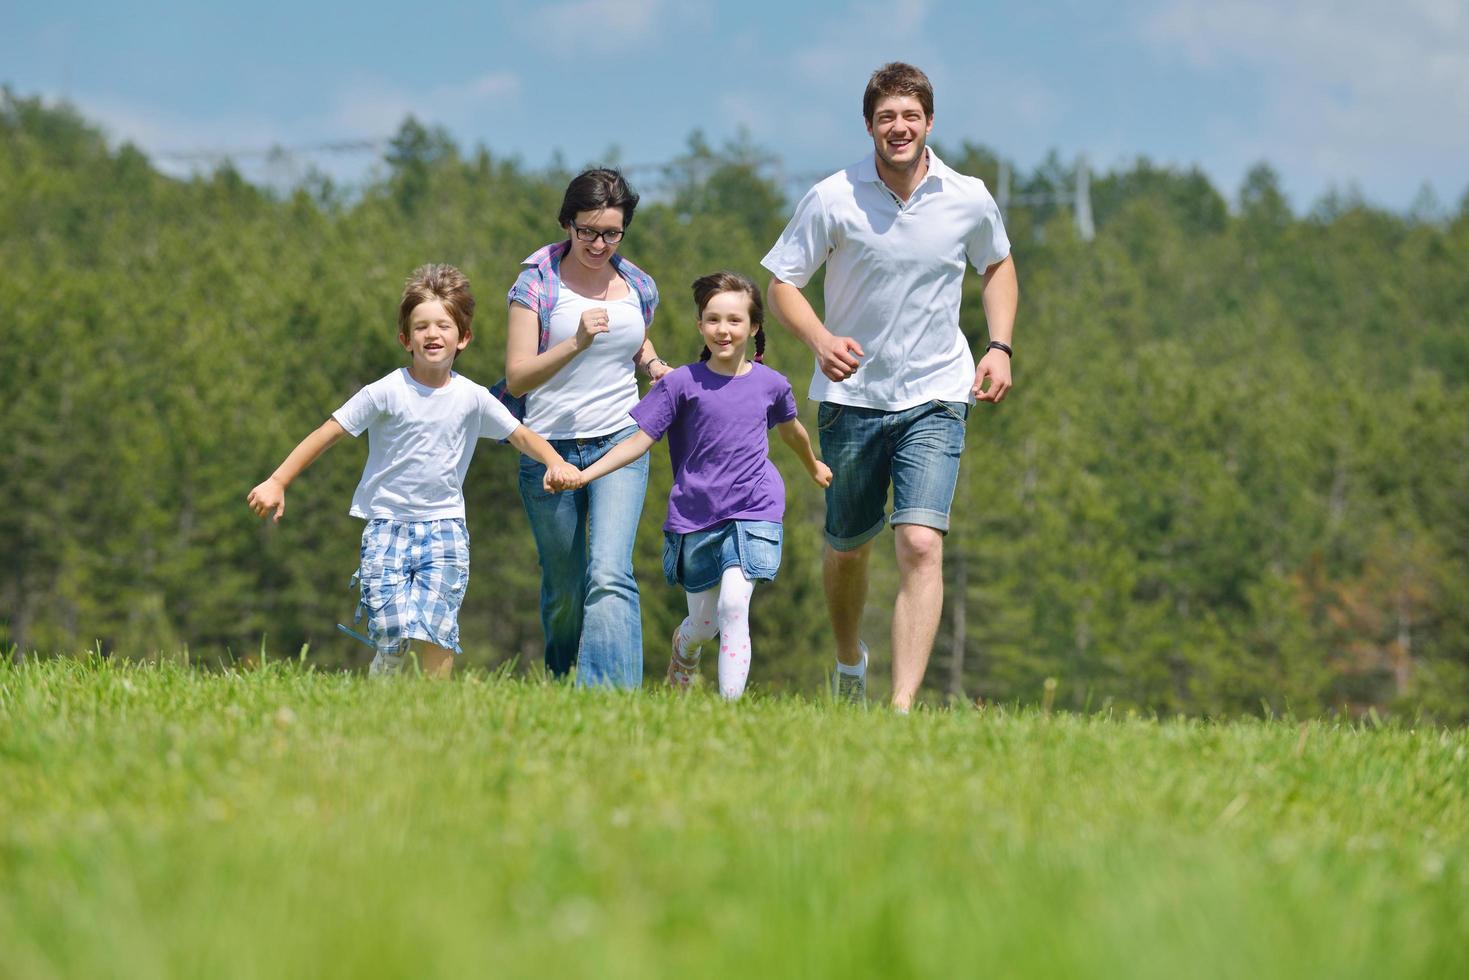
top-left (811, 461), bottom-right (833, 488)
top-left (247, 478), bottom-right (286, 522)
top-left (542, 462), bottom-right (582, 493)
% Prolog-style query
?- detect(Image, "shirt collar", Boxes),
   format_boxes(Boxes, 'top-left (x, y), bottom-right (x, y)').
top-left (856, 147), bottom-right (946, 191)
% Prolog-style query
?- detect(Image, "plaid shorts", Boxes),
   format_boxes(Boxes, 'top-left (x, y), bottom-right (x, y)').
top-left (352, 518), bottom-right (471, 655)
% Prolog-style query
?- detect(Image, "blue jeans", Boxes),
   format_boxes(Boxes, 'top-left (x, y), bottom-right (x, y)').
top-left (518, 425), bottom-right (648, 688)
top-left (817, 400), bottom-right (969, 551)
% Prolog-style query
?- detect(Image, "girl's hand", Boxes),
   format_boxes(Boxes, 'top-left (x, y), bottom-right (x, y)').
top-left (811, 461), bottom-right (833, 488)
top-left (574, 307), bottom-right (611, 351)
top-left (247, 478), bottom-right (286, 521)
top-left (543, 463), bottom-right (583, 493)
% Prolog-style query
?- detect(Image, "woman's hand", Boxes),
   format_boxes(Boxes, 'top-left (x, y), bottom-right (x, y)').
top-left (574, 307), bottom-right (611, 352)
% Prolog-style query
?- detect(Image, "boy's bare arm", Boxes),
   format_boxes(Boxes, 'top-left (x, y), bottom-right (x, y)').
top-left (247, 418), bottom-right (348, 522)
top-left (776, 419), bottom-right (832, 487)
top-left (507, 425), bottom-right (578, 487)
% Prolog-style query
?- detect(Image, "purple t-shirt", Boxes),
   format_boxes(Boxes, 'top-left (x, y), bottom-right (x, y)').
top-left (630, 361), bottom-right (799, 533)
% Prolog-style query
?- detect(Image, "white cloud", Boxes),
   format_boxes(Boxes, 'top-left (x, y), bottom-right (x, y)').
top-left (54, 67), bottom-right (525, 189)
top-left (536, 0), bottom-right (694, 46)
top-left (1139, 0), bottom-right (1469, 204)
top-left (65, 93), bottom-right (286, 175)
top-left (327, 70), bottom-right (524, 138)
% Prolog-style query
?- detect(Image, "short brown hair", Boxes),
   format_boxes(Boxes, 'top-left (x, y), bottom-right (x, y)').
top-left (863, 62), bottom-right (934, 122)
top-left (397, 263), bottom-right (475, 344)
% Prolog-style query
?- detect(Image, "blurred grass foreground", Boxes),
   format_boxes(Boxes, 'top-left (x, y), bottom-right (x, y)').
top-left (2, 657), bottom-right (1466, 979)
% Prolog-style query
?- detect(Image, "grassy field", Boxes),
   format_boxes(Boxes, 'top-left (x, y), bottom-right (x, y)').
top-left (2, 657), bottom-right (1466, 979)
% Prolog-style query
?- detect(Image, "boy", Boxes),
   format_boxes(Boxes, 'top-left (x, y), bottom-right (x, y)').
top-left (247, 264), bottom-right (578, 677)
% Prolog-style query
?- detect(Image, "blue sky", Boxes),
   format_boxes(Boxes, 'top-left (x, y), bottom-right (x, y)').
top-left (4, 0), bottom-right (1466, 213)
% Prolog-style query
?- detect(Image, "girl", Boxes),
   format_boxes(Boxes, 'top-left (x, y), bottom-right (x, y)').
top-left (547, 272), bottom-right (831, 699)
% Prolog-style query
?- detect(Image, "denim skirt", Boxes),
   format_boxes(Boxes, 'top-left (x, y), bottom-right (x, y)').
top-left (662, 519), bottom-right (783, 593)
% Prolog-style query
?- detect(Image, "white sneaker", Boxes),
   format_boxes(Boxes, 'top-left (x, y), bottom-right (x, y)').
top-left (369, 651), bottom-right (405, 677)
top-left (834, 641), bottom-right (869, 706)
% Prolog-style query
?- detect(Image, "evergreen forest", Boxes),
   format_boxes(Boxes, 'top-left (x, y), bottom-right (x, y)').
top-left (3, 91), bottom-right (1467, 719)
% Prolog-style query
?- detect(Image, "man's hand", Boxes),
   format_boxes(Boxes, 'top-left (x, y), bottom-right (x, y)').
top-left (973, 349), bottom-right (1012, 403)
top-left (816, 333), bottom-right (864, 382)
top-left (247, 477), bottom-right (286, 522)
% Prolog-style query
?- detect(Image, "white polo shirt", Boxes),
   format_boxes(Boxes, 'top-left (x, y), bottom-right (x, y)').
top-left (761, 149), bottom-right (1010, 411)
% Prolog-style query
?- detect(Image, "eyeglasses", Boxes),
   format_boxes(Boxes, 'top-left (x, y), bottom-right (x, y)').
top-left (571, 223), bottom-right (625, 245)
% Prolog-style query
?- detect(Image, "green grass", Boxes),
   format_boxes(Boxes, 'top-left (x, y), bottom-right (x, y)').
top-left (2, 657), bottom-right (1466, 979)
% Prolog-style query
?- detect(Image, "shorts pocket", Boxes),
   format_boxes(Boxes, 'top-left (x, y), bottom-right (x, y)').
top-left (662, 532), bottom-right (684, 587)
top-left (425, 559), bottom-right (471, 648)
top-left (816, 402), bottom-right (845, 431)
top-left (431, 559), bottom-right (471, 607)
top-left (357, 559), bottom-right (402, 612)
top-left (736, 521), bottom-right (783, 581)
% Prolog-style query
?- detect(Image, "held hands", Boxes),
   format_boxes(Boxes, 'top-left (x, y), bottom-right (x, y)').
top-left (811, 461), bottom-right (833, 488)
top-left (575, 307), bottom-right (611, 351)
top-left (816, 332), bottom-right (864, 382)
top-left (973, 348), bottom-right (1012, 403)
top-left (247, 477), bottom-right (286, 522)
top-left (542, 461), bottom-right (584, 493)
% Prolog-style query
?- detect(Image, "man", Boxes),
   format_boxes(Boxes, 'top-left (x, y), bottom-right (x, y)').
top-left (761, 62), bottom-right (1018, 711)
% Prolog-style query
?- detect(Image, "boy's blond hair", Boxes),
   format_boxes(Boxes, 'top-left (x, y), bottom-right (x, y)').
top-left (398, 264), bottom-right (475, 343)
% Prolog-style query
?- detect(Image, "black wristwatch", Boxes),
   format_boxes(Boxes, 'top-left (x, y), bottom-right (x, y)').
top-left (986, 341), bottom-right (1013, 358)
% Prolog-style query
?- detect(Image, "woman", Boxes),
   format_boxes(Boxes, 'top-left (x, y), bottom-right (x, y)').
top-left (505, 168), bottom-right (670, 687)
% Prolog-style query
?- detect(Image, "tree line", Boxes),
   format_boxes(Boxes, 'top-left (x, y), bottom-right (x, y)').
top-left (3, 90), bottom-right (1467, 719)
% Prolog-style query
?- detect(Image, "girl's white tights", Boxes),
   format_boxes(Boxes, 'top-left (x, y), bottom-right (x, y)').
top-left (678, 566), bottom-right (756, 699)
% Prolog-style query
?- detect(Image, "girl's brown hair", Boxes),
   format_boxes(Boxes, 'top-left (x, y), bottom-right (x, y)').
top-left (692, 271), bottom-right (765, 364)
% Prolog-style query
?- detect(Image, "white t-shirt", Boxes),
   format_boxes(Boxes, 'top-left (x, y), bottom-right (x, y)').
top-left (521, 287), bottom-right (644, 439)
top-left (332, 368), bottom-right (520, 521)
top-left (761, 149), bottom-right (1011, 411)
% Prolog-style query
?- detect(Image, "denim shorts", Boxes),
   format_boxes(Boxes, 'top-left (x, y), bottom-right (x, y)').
top-left (817, 400), bottom-right (968, 551)
top-left (352, 518), bottom-right (470, 655)
top-left (662, 520), bottom-right (783, 593)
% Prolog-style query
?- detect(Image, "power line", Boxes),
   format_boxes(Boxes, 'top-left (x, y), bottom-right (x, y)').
top-left (155, 138), bottom-right (388, 164)
top-left (153, 136), bottom-right (1093, 239)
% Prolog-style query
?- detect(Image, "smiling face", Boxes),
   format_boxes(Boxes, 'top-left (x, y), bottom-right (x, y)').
top-left (698, 290), bottom-right (757, 372)
top-left (400, 299), bottom-right (470, 370)
top-left (564, 207), bottom-right (626, 275)
top-left (866, 94), bottom-right (933, 175)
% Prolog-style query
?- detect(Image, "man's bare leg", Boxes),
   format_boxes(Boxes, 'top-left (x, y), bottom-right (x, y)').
top-left (824, 541), bottom-right (873, 666)
top-left (891, 524), bottom-right (944, 711)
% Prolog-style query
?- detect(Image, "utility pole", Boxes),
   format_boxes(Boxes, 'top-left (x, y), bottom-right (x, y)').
top-left (994, 154), bottom-right (1094, 242)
